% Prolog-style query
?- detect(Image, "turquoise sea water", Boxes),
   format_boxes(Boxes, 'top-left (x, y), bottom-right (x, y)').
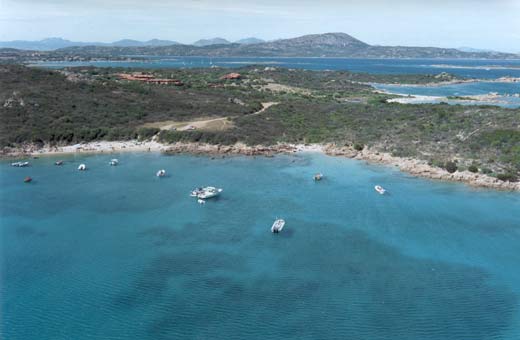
top-left (2, 152), bottom-right (520, 339)
top-left (374, 82), bottom-right (519, 97)
top-left (373, 82), bottom-right (520, 108)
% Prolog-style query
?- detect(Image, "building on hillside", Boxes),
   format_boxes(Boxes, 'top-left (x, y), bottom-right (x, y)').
top-left (220, 73), bottom-right (242, 80)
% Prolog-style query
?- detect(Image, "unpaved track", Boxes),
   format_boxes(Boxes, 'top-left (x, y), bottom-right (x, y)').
top-left (152, 102), bottom-right (279, 131)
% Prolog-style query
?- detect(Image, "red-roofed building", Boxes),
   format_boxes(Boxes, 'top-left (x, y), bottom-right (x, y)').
top-left (221, 73), bottom-right (242, 80)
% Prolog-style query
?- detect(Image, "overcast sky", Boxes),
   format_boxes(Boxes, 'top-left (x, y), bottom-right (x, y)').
top-left (1, 0), bottom-right (519, 52)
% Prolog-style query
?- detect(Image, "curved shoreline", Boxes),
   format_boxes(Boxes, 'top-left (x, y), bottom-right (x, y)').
top-left (2, 140), bottom-right (519, 191)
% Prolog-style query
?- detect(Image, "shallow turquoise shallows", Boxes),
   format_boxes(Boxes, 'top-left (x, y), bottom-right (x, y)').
top-left (1, 153), bottom-right (520, 339)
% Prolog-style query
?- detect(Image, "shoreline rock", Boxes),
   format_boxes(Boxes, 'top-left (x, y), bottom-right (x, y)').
top-left (323, 144), bottom-right (520, 191)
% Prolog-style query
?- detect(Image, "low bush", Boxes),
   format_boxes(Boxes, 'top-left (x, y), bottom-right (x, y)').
top-left (353, 143), bottom-right (364, 151)
top-left (496, 173), bottom-right (518, 182)
top-left (445, 161), bottom-right (458, 173)
top-left (468, 165), bottom-right (479, 173)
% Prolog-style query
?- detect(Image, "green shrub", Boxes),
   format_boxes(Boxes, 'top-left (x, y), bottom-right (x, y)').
top-left (468, 165), bottom-right (479, 173)
top-left (137, 127), bottom-right (160, 140)
top-left (445, 161), bottom-right (458, 173)
top-left (353, 143), bottom-right (364, 151)
top-left (496, 173), bottom-right (518, 182)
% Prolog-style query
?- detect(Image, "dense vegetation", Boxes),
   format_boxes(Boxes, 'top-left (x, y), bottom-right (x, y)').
top-left (0, 65), bottom-right (266, 144)
top-left (1, 64), bottom-right (519, 180)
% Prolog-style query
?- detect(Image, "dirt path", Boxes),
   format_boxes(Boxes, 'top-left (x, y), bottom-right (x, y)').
top-left (249, 101), bottom-right (278, 116)
top-left (149, 102), bottom-right (279, 132)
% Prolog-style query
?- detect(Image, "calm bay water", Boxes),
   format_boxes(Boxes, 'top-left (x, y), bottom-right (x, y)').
top-left (1, 152), bottom-right (520, 339)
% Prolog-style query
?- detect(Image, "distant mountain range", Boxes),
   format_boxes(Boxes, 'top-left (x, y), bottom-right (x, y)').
top-left (0, 37), bottom-right (182, 50)
top-left (1, 33), bottom-right (518, 59)
top-left (0, 37), bottom-right (265, 50)
top-left (193, 38), bottom-right (231, 47)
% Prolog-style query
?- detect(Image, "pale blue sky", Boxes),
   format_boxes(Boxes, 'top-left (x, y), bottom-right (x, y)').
top-left (1, 0), bottom-right (519, 52)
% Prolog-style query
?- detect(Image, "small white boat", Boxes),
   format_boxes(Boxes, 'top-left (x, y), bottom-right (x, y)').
top-left (198, 199), bottom-right (206, 205)
top-left (313, 173), bottom-right (323, 181)
top-left (78, 164), bottom-right (87, 171)
top-left (109, 159), bottom-right (119, 166)
top-left (375, 185), bottom-right (386, 195)
top-left (156, 169), bottom-right (166, 177)
top-left (11, 161), bottom-right (29, 167)
top-left (271, 219), bottom-right (285, 233)
top-left (191, 186), bottom-right (222, 199)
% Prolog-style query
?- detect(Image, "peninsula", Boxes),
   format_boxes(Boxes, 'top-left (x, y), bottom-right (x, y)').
top-left (1, 64), bottom-right (519, 190)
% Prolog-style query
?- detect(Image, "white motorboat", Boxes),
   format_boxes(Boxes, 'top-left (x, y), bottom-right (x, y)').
top-left (190, 186), bottom-right (223, 199)
top-left (198, 199), bottom-right (206, 205)
top-left (156, 169), bottom-right (166, 177)
top-left (109, 159), bottom-right (119, 166)
top-left (271, 219), bottom-right (285, 233)
top-left (375, 185), bottom-right (386, 195)
top-left (313, 173), bottom-right (323, 181)
top-left (11, 161), bottom-right (29, 167)
top-left (78, 164), bottom-right (87, 171)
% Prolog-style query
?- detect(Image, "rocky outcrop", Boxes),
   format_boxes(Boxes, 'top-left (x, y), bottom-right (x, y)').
top-left (323, 144), bottom-right (520, 191)
top-left (163, 142), bottom-right (297, 157)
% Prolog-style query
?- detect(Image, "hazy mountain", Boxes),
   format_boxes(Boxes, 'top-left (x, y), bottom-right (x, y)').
top-left (235, 37), bottom-right (265, 45)
top-left (193, 38), bottom-right (231, 47)
top-left (0, 38), bottom-right (180, 50)
top-left (5, 33), bottom-right (518, 59)
top-left (110, 39), bottom-right (179, 47)
top-left (0, 38), bottom-right (89, 51)
top-left (145, 39), bottom-right (180, 46)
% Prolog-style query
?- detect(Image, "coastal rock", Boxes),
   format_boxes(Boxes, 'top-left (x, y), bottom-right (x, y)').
top-left (323, 144), bottom-right (519, 192)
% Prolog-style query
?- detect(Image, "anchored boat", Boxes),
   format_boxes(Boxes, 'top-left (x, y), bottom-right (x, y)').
top-left (190, 187), bottom-right (223, 199)
top-left (109, 159), bottom-right (119, 166)
top-left (156, 169), bottom-right (166, 177)
top-left (78, 164), bottom-right (87, 171)
top-left (313, 173), bottom-right (324, 181)
top-left (271, 219), bottom-right (285, 233)
top-left (11, 161), bottom-right (29, 167)
top-left (24, 176), bottom-right (32, 183)
top-left (55, 160), bottom-right (63, 166)
top-left (375, 185), bottom-right (386, 195)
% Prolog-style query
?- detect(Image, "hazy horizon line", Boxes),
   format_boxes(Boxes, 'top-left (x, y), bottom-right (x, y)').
top-left (1, 32), bottom-right (517, 54)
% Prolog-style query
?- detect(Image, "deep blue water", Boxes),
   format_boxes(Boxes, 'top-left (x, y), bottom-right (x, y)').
top-left (33, 57), bottom-right (520, 79)
top-left (2, 153), bottom-right (520, 339)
